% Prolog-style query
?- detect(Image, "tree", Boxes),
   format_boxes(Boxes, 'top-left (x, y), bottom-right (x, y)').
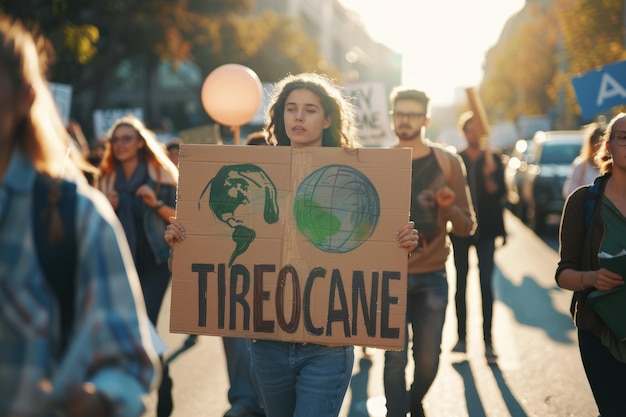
top-left (482, 0), bottom-right (626, 126)
top-left (0, 0), bottom-right (332, 128)
top-left (551, 0), bottom-right (626, 119)
top-left (190, 10), bottom-right (337, 82)
top-left (481, 2), bottom-right (559, 122)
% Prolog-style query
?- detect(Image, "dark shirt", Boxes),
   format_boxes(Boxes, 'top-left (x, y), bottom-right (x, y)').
top-left (456, 149), bottom-right (506, 240)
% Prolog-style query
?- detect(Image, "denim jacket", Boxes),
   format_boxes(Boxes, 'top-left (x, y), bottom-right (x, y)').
top-left (144, 175), bottom-right (176, 265)
top-left (98, 164), bottom-right (177, 266)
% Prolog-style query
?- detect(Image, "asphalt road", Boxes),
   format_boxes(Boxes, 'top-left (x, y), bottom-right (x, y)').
top-left (145, 210), bottom-right (598, 417)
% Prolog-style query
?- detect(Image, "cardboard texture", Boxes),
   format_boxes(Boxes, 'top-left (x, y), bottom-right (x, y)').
top-left (465, 87), bottom-right (490, 139)
top-left (179, 124), bottom-right (223, 144)
top-left (170, 144), bottom-right (412, 349)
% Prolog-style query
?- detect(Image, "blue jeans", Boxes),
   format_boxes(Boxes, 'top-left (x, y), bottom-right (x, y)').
top-left (223, 337), bottom-right (264, 412)
top-left (249, 340), bottom-right (354, 417)
top-left (384, 270), bottom-right (448, 417)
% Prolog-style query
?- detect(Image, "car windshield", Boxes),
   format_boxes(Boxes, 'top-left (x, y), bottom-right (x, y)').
top-left (540, 142), bottom-right (581, 164)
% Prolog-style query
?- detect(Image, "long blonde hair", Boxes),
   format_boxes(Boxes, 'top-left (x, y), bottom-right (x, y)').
top-left (579, 122), bottom-right (604, 162)
top-left (99, 114), bottom-right (178, 183)
top-left (0, 14), bottom-right (91, 180)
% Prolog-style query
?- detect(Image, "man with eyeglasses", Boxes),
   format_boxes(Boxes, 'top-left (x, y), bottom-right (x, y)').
top-left (384, 87), bottom-right (476, 417)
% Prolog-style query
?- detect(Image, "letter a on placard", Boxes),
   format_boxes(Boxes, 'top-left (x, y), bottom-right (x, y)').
top-left (596, 73), bottom-right (626, 106)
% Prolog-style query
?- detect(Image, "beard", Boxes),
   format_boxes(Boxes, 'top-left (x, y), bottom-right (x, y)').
top-left (394, 125), bottom-right (421, 141)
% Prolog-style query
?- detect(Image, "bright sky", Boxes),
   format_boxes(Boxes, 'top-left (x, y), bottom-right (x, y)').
top-left (338, 0), bottom-right (525, 106)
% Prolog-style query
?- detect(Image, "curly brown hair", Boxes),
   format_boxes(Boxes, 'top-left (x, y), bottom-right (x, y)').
top-left (265, 73), bottom-right (358, 148)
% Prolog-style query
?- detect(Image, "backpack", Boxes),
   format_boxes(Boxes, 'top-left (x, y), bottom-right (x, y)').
top-left (32, 173), bottom-right (77, 353)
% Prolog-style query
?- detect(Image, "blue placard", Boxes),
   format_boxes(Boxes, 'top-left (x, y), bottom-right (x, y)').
top-left (571, 60), bottom-right (626, 120)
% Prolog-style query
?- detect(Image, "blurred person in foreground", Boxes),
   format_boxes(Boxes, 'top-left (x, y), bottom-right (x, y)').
top-left (562, 122), bottom-right (605, 199)
top-left (165, 72), bottom-right (419, 417)
top-left (449, 111), bottom-right (506, 362)
top-left (384, 87), bottom-right (476, 417)
top-left (0, 14), bottom-right (159, 416)
top-left (97, 114), bottom-right (178, 417)
top-left (556, 112), bottom-right (626, 417)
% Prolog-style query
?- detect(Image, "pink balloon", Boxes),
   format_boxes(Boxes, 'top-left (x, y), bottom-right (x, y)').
top-left (201, 64), bottom-right (263, 127)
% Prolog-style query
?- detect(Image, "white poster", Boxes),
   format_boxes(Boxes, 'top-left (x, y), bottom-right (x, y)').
top-left (49, 82), bottom-right (73, 127)
top-left (345, 82), bottom-right (394, 147)
top-left (93, 108), bottom-right (144, 139)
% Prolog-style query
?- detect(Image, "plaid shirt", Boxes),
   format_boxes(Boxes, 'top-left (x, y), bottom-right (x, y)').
top-left (0, 150), bottom-right (159, 417)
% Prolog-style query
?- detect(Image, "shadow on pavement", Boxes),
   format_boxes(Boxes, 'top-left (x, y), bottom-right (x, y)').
top-left (494, 267), bottom-right (575, 345)
top-left (536, 223), bottom-right (559, 251)
top-left (488, 363), bottom-right (528, 417)
top-left (451, 360), bottom-right (529, 417)
top-left (451, 360), bottom-right (487, 417)
top-left (347, 356), bottom-right (374, 417)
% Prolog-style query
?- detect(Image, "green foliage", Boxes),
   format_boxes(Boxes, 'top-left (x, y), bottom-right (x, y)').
top-left (63, 24), bottom-right (99, 64)
top-left (482, 0), bottom-right (626, 123)
top-left (0, 0), bottom-right (330, 104)
top-left (481, 3), bottom-right (559, 121)
top-left (552, 0), bottom-right (626, 117)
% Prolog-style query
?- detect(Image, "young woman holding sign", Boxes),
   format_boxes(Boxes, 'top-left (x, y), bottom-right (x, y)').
top-left (97, 115), bottom-right (178, 417)
top-left (165, 72), bottom-right (419, 417)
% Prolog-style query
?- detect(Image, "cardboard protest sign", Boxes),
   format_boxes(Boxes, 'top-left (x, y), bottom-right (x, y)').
top-left (178, 124), bottom-right (223, 144)
top-left (465, 87), bottom-right (490, 139)
top-left (170, 145), bottom-right (412, 349)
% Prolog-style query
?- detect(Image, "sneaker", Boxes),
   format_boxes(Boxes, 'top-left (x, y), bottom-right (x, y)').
top-left (451, 339), bottom-right (466, 353)
top-left (485, 344), bottom-right (498, 363)
top-left (223, 404), bottom-right (265, 417)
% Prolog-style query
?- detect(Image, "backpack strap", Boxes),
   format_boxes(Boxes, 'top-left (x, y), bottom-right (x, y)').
top-left (32, 173), bottom-right (78, 353)
top-left (432, 145), bottom-right (453, 182)
top-left (584, 175), bottom-right (605, 234)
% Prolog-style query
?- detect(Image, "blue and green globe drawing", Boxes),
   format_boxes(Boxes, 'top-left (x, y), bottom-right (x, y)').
top-left (294, 164), bottom-right (380, 253)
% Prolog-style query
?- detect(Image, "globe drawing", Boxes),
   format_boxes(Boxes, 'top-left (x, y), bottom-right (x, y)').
top-left (294, 164), bottom-right (380, 253)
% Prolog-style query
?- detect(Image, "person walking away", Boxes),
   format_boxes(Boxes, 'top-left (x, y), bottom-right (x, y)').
top-left (165, 72), bottom-right (420, 417)
top-left (562, 122), bottom-right (605, 199)
top-left (556, 112), bottom-right (626, 417)
top-left (449, 111), bottom-right (506, 362)
top-left (97, 115), bottom-right (178, 417)
top-left (383, 87), bottom-right (476, 417)
top-left (0, 14), bottom-right (159, 417)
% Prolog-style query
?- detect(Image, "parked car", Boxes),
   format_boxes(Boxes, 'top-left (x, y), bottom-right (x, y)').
top-left (505, 139), bottom-right (534, 220)
top-left (520, 130), bottom-right (583, 232)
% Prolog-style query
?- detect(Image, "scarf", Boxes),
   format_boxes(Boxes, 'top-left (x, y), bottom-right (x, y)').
top-left (115, 158), bottom-right (149, 261)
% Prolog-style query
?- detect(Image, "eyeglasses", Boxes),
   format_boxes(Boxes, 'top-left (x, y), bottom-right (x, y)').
top-left (611, 131), bottom-right (626, 146)
top-left (110, 134), bottom-right (137, 145)
top-left (390, 111), bottom-right (426, 121)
